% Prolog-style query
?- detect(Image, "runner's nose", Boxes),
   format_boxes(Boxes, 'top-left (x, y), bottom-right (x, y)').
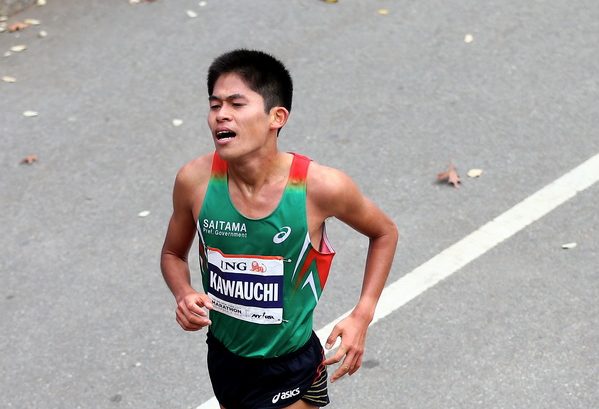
top-left (216, 106), bottom-right (232, 122)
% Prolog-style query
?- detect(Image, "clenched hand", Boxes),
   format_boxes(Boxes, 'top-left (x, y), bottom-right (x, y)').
top-left (176, 292), bottom-right (213, 331)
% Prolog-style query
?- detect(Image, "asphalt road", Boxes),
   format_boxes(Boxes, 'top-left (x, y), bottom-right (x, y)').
top-left (1, 1), bottom-right (598, 408)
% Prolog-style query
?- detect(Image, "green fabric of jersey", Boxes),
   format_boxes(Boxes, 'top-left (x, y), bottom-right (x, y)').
top-left (197, 152), bottom-right (334, 358)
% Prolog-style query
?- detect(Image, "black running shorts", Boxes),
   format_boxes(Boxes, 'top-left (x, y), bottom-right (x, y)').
top-left (206, 331), bottom-right (330, 409)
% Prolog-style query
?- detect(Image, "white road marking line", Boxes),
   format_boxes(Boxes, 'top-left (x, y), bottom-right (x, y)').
top-left (197, 153), bottom-right (599, 409)
top-left (197, 397), bottom-right (219, 409)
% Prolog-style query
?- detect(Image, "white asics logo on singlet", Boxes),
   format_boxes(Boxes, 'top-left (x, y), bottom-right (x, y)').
top-left (272, 388), bottom-right (300, 403)
top-left (273, 226), bottom-right (292, 244)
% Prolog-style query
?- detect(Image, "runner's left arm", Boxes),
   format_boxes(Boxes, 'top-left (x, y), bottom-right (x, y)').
top-left (311, 165), bottom-right (398, 382)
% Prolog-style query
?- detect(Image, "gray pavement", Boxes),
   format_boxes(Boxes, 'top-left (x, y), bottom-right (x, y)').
top-left (1, 1), bottom-right (598, 408)
top-left (0, 0), bottom-right (36, 17)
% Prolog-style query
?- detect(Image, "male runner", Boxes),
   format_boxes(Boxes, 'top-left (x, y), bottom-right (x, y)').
top-left (160, 49), bottom-right (398, 409)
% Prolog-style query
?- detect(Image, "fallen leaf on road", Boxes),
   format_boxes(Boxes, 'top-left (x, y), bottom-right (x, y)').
top-left (561, 242), bottom-right (577, 249)
top-left (467, 168), bottom-right (483, 178)
top-left (20, 154), bottom-right (38, 164)
top-left (23, 110), bottom-right (38, 117)
top-left (11, 45), bottom-right (28, 52)
top-left (437, 163), bottom-right (461, 188)
top-left (2, 75), bottom-right (16, 82)
top-left (9, 22), bottom-right (29, 32)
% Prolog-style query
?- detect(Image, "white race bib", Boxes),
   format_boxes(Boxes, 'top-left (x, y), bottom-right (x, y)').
top-left (206, 247), bottom-right (284, 324)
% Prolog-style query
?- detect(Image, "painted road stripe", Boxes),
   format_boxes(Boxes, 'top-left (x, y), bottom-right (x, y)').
top-left (197, 153), bottom-right (599, 409)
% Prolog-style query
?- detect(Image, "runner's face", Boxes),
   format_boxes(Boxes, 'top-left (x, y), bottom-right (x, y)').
top-left (207, 73), bottom-right (273, 159)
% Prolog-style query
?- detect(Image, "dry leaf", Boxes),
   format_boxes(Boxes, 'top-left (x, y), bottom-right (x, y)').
top-left (24, 18), bottom-right (41, 25)
top-left (464, 34), bottom-right (474, 43)
top-left (561, 242), bottom-right (577, 249)
top-left (378, 8), bottom-right (390, 15)
top-left (437, 163), bottom-right (461, 188)
top-left (467, 168), bottom-right (483, 178)
top-left (11, 45), bottom-right (27, 52)
top-left (23, 110), bottom-right (38, 117)
top-left (186, 10), bottom-right (198, 18)
top-left (20, 154), bottom-right (38, 164)
top-left (2, 75), bottom-right (16, 83)
top-left (9, 22), bottom-right (29, 32)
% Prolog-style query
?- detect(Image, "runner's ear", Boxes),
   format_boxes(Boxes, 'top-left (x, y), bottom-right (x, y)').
top-left (269, 107), bottom-right (289, 131)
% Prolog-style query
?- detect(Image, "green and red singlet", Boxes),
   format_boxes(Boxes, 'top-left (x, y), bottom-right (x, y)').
top-left (197, 152), bottom-right (335, 358)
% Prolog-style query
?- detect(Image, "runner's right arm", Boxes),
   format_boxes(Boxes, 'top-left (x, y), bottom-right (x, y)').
top-left (161, 160), bottom-right (213, 331)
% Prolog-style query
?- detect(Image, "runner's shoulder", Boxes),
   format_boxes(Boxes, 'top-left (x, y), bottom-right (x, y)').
top-left (175, 153), bottom-right (213, 190)
top-left (307, 161), bottom-right (355, 198)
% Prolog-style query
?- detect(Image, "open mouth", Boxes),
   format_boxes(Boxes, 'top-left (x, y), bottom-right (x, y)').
top-left (216, 130), bottom-right (236, 140)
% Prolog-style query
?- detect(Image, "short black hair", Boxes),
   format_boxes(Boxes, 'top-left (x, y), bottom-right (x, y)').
top-left (207, 49), bottom-right (293, 113)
